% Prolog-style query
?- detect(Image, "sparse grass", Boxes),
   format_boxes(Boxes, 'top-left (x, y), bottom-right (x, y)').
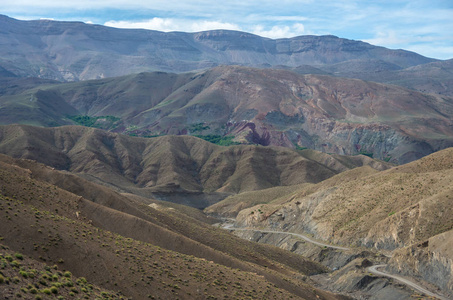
top-left (0, 155), bottom-right (324, 300)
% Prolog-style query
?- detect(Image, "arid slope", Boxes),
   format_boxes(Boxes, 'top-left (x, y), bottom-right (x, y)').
top-left (0, 153), bottom-right (348, 300)
top-left (0, 124), bottom-right (391, 208)
top-left (234, 147), bottom-right (453, 250)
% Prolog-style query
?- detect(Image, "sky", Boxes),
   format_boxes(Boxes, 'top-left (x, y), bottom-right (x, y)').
top-left (1, 0), bottom-right (452, 59)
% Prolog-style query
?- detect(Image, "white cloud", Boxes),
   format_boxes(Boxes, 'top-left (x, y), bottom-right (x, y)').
top-left (105, 18), bottom-right (242, 33)
top-left (265, 16), bottom-right (308, 22)
top-left (105, 17), bottom-right (306, 39)
top-left (406, 45), bottom-right (453, 60)
top-left (252, 23), bottom-right (305, 39)
top-left (105, 18), bottom-right (179, 32)
top-left (364, 30), bottom-right (406, 47)
top-left (189, 21), bottom-right (241, 32)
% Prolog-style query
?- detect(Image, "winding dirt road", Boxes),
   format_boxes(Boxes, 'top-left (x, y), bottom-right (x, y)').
top-left (223, 224), bottom-right (448, 300)
top-left (367, 264), bottom-right (449, 300)
top-left (222, 224), bottom-right (350, 250)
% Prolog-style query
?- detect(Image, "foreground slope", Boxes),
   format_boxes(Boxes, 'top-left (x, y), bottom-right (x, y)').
top-left (0, 154), bottom-right (349, 300)
top-left (0, 124), bottom-right (391, 208)
top-left (0, 245), bottom-right (126, 299)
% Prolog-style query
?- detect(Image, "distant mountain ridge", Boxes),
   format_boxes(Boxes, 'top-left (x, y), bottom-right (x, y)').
top-left (0, 14), bottom-right (436, 81)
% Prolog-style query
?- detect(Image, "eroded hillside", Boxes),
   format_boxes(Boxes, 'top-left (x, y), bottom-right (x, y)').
top-left (0, 153), bottom-right (349, 300)
top-left (0, 124), bottom-right (391, 208)
top-left (1, 67), bottom-right (452, 163)
top-left (216, 148), bottom-right (453, 297)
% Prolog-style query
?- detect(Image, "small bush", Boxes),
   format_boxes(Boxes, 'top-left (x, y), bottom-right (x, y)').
top-left (19, 270), bottom-right (28, 278)
top-left (63, 271), bottom-right (72, 278)
top-left (50, 286), bottom-right (58, 294)
top-left (0, 274), bottom-right (5, 283)
top-left (14, 253), bottom-right (24, 260)
top-left (42, 288), bottom-right (52, 295)
top-left (77, 277), bottom-right (87, 285)
top-left (65, 280), bottom-right (74, 287)
top-left (10, 260), bottom-right (19, 267)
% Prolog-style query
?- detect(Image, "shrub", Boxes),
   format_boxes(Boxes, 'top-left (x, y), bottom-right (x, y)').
top-left (65, 280), bottom-right (74, 287)
top-left (19, 270), bottom-right (28, 278)
top-left (10, 260), bottom-right (19, 267)
top-left (14, 253), bottom-right (24, 260)
top-left (50, 286), bottom-right (58, 294)
top-left (42, 288), bottom-right (52, 295)
top-left (77, 277), bottom-right (87, 285)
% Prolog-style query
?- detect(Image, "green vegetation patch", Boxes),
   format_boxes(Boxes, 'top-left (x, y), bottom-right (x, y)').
top-left (190, 123), bottom-right (210, 133)
top-left (68, 115), bottom-right (121, 130)
top-left (194, 135), bottom-right (240, 146)
top-left (358, 150), bottom-right (374, 158)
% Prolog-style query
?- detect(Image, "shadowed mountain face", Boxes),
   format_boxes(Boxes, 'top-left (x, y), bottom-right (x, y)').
top-left (0, 124), bottom-right (391, 208)
top-left (0, 15), bottom-right (436, 81)
top-left (310, 58), bottom-right (453, 97)
top-left (2, 66), bottom-right (453, 163)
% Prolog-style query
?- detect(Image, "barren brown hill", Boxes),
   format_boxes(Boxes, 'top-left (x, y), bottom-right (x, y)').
top-left (228, 148), bottom-right (453, 297)
top-left (205, 148), bottom-right (391, 217)
top-left (235, 147), bottom-right (453, 250)
top-left (2, 66), bottom-right (452, 163)
top-left (0, 124), bottom-right (391, 208)
top-left (0, 153), bottom-right (350, 300)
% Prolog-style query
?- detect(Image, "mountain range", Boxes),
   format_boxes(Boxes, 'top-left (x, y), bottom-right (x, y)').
top-left (0, 13), bottom-right (453, 300)
top-left (1, 15), bottom-right (452, 164)
top-left (0, 14), bottom-right (437, 81)
top-left (1, 65), bottom-right (452, 163)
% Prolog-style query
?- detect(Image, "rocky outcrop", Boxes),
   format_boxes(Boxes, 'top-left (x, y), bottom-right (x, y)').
top-left (387, 230), bottom-right (453, 298)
